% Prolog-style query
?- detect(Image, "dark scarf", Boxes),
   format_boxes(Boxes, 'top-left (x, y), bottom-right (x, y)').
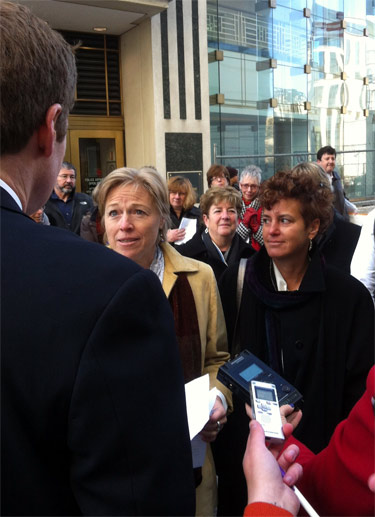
top-left (244, 248), bottom-right (318, 373)
top-left (202, 230), bottom-right (242, 268)
top-left (169, 272), bottom-right (202, 486)
top-left (169, 273), bottom-right (202, 383)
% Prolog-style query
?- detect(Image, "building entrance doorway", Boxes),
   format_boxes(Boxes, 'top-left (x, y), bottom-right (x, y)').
top-left (67, 129), bottom-right (125, 195)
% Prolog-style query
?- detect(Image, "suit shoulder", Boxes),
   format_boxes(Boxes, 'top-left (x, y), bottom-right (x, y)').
top-left (325, 265), bottom-right (373, 301)
top-left (12, 218), bottom-right (142, 280)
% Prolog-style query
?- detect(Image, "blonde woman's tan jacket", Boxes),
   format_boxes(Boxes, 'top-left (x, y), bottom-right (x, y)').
top-left (160, 241), bottom-right (232, 408)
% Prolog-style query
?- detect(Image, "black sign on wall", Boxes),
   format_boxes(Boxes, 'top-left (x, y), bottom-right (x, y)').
top-left (165, 133), bottom-right (203, 196)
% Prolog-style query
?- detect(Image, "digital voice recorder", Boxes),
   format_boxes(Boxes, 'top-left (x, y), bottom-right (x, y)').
top-left (250, 380), bottom-right (284, 442)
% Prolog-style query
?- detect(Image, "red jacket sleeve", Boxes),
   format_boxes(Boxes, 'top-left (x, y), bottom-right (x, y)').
top-left (285, 366), bottom-right (375, 516)
top-left (244, 502), bottom-right (293, 516)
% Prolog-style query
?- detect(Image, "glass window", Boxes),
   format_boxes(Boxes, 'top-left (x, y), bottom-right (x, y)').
top-left (292, 117), bottom-right (309, 157)
top-left (277, 0), bottom-right (308, 10)
top-left (308, 109), bottom-right (343, 151)
top-left (60, 31), bottom-right (120, 117)
top-left (274, 65), bottom-right (307, 106)
top-left (255, 6), bottom-right (273, 59)
top-left (310, 73), bottom-right (342, 109)
top-left (79, 138), bottom-right (117, 195)
top-left (219, 53), bottom-right (243, 104)
top-left (346, 2), bottom-right (366, 21)
top-left (209, 59), bottom-right (220, 97)
top-left (272, 6), bottom-right (307, 66)
top-left (311, 28), bottom-right (343, 75)
top-left (255, 67), bottom-right (272, 102)
top-left (312, 1), bottom-right (344, 22)
top-left (342, 117), bottom-right (368, 198)
top-left (344, 35), bottom-right (367, 79)
top-left (209, 0), bottom-right (375, 199)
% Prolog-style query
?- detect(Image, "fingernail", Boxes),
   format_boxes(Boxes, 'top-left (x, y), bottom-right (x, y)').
top-left (283, 474), bottom-right (292, 484)
top-left (290, 403), bottom-right (294, 408)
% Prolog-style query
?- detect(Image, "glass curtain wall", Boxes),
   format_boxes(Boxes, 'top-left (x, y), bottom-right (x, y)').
top-left (208, 0), bottom-right (375, 199)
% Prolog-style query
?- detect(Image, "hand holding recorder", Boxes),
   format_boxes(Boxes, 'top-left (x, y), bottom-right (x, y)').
top-left (243, 419), bottom-right (302, 515)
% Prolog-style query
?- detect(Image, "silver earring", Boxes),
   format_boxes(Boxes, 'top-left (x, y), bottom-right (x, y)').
top-left (309, 239), bottom-right (313, 252)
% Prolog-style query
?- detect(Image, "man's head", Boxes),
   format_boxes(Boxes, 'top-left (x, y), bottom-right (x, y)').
top-left (317, 146), bottom-right (336, 176)
top-left (55, 162), bottom-right (77, 197)
top-left (0, 1), bottom-right (76, 156)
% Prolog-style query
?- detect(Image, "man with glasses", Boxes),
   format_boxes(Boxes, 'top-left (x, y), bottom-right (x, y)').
top-left (237, 165), bottom-right (264, 250)
top-left (45, 161), bottom-right (93, 234)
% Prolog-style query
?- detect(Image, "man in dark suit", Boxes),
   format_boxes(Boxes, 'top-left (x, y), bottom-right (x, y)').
top-left (45, 161), bottom-right (93, 235)
top-left (317, 145), bottom-right (349, 221)
top-left (0, 2), bottom-right (195, 515)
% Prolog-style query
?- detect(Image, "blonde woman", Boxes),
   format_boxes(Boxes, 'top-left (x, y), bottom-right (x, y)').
top-left (96, 167), bottom-right (232, 516)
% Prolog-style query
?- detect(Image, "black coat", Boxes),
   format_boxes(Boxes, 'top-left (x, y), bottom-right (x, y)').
top-left (317, 211), bottom-right (361, 273)
top-left (177, 230), bottom-right (254, 281)
top-left (214, 246), bottom-right (374, 516)
top-left (169, 205), bottom-right (201, 229)
top-left (1, 188), bottom-right (195, 516)
top-left (45, 190), bottom-right (93, 235)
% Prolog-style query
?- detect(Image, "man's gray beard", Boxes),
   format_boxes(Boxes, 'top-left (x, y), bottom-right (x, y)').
top-left (58, 185), bottom-right (73, 195)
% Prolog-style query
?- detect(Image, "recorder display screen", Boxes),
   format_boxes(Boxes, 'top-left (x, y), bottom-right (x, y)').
top-left (239, 364), bottom-right (263, 382)
top-left (255, 386), bottom-right (276, 402)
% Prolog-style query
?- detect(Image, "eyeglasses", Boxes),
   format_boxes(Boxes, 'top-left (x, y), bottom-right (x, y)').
top-left (212, 176), bottom-right (226, 182)
top-left (240, 183), bottom-right (259, 190)
top-left (58, 174), bottom-right (76, 180)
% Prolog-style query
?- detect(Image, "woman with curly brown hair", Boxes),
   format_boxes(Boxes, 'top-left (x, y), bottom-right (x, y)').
top-left (214, 165), bottom-right (374, 516)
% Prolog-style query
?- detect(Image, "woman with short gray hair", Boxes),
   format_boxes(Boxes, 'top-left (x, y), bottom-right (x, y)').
top-left (237, 165), bottom-right (264, 250)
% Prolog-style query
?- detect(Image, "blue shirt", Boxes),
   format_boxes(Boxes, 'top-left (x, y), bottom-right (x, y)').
top-left (50, 190), bottom-right (74, 227)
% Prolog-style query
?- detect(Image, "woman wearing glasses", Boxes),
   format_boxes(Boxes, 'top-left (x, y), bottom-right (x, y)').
top-left (206, 165), bottom-right (230, 188)
top-left (237, 165), bottom-right (263, 251)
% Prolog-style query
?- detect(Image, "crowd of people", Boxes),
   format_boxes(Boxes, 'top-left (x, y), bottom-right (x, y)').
top-left (1, 2), bottom-right (374, 517)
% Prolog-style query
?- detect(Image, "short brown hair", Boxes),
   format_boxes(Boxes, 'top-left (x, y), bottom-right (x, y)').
top-left (260, 166), bottom-right (333, 234)
top-left (206, 165), bottom-right (230, 187)
top-left (94, 167), bottom-right (171, 245)
top-left (167, 176), bottom-right (197, 210)
top-left (317, 146), bottom-right (336, 161)
top-left (200, 186), bottom-right (243, 217)
top-left (0, 2), bottom-right (77, 155)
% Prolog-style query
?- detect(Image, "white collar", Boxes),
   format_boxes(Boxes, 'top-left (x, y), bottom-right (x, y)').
top-left (0, 179), bottom-right (23, 210)
top-left (150, 245), bottom-right (165, 283)
top-left (272, 261), bottom-right (288, 291)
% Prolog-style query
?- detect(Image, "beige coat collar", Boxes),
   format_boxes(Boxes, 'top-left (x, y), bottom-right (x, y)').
top-left (160, 242), bottom-right (199, 297)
